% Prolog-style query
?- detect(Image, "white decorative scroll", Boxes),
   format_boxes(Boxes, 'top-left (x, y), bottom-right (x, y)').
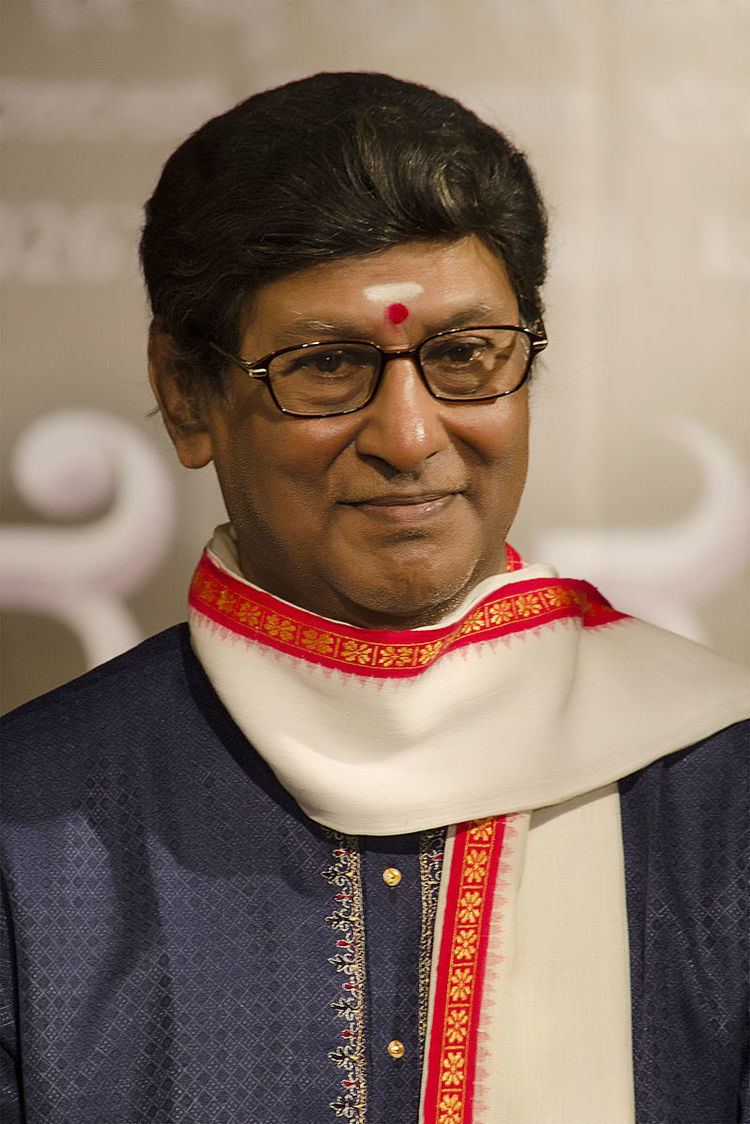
top-left (1, 410), bottom-right (176, 669)
top-left (536, 416), bottom-right (750, 643)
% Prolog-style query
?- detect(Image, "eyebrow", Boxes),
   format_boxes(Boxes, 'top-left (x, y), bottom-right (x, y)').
top-left (273, 318), bottom-right (344, 343)
top-left (271, 303), bottom-right (503, 346)
top-left (421, 303), bottom-right (499, 335)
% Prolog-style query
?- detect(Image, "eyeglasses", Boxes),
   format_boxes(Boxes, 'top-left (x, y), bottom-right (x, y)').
top-left (208, 324), bottom-right (547, 419)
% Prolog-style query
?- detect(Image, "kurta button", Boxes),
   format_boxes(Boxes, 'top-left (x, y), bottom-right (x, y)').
top-left (382, 867), bottom-right (402, 887)
top-left (387, 1039), bottom-right (406, 1059)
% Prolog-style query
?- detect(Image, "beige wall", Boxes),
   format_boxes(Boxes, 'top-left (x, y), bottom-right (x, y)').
top-left (2, 0), bottom-right (749, 712)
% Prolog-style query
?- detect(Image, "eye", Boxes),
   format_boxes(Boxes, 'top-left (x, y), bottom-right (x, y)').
top-left (441, 341), bottom-right (489, 365)
top-left (281, 344), bottom-right (375, 379)
top-left (310, 350), bottom-right (347, 374)
top-left (269, 343), bottom-right (380, 412)
top-left (423, 335), bottom-right (497, 369)
top-left (420, 329), bottom-right (528, 398)
top-left (287, 348), bottom-right (347, 375)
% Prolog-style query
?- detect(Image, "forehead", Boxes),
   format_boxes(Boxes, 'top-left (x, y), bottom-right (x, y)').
top-left (243, 236), bottom-right (519, 344)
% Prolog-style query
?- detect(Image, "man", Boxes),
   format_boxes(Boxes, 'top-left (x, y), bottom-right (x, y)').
top-left (3, 73), bottom-right (748, 1124)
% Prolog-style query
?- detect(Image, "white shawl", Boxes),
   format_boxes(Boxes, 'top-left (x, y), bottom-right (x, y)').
top-left (189, 524), bottom-right (749, 1123)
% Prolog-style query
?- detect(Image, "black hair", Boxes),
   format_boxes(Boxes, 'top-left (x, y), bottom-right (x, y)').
top-left (140, 71), bottom-right (548, 392)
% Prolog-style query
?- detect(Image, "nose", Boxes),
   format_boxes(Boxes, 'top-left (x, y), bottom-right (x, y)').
top-left (354, 356), bottom-right (450, 473)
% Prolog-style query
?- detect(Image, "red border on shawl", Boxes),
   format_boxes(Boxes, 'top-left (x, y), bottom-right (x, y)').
top-left (505, 543), bottom-right (523, 572)
top-left (422, 817), bottom-right (506, 1124)
top-left (188, 552), bottom-right (627, 679)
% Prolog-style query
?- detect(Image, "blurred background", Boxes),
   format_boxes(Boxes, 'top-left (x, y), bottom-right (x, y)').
top-left (2, 0), bottom-right (749, 712)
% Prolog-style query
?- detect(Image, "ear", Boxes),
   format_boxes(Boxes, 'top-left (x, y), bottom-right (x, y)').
top-left (148, 325), bottom-right (214, 469)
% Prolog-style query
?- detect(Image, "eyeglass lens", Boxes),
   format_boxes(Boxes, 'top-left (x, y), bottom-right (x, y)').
top-left (267, 328), bottom-right (532, 416)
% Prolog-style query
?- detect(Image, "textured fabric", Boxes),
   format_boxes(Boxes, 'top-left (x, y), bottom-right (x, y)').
top-left (2, 627), bottom-right (748, 1122)
top-left (619, 721), bottom-right (750, 1124)
top-left (1, 627), bottom-right (441, 1123)
top-left (189, 527), bottom-right (750, 834)
top-left (360, 836), bottom-right (434, 1123)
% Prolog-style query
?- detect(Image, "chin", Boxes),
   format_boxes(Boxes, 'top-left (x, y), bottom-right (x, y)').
top-left (341, 560), bottom-right (482, 629)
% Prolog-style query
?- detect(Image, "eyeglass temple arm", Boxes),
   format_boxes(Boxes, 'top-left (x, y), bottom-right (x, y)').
top-left (207, 341), bottom-right (268, 379)
top-left (529, 320), bottom-right (548, 355)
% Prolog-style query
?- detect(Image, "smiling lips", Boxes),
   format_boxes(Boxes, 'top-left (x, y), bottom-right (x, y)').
top-left (345, 491), bottom-right (461, 523)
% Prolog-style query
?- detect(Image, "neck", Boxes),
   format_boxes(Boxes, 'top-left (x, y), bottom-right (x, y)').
top-left (236, 545), bottom-right (512, 631)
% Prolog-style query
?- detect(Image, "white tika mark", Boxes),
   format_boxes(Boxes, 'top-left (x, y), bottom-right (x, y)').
top-left (363, 281), bottom-right (424, 303)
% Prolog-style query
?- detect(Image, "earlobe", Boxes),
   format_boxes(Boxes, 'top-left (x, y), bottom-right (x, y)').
top-left (148, 325), bottom-right (214, 469)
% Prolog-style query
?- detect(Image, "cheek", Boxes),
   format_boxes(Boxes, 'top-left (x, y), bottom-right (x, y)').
top-left (215, 411), bottom-right (358, 513)
top-left (456, 396), bottom-right (529, 467)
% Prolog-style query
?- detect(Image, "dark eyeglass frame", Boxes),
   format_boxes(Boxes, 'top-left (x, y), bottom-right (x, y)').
top-left (207, 323), bottom-right (548, 419)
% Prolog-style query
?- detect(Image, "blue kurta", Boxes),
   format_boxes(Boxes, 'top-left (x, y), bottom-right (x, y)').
top-left (2, 625), bottom-right (748, 1123)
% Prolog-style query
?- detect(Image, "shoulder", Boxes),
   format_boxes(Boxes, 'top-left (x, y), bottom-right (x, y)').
top-left (4, 623), bottom-right (190, 731)
top-left (619, 719), bottom-right (748, 883)
top-left (619, 718), bottom-right (748, 805)
top-left (2, 625), bottom-right (200, 803)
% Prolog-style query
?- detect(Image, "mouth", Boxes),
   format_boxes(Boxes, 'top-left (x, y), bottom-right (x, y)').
top-left (343, 491), bottom-right (462, 524)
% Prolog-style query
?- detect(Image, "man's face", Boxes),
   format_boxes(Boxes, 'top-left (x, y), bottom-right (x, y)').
top-left (172, 236), bottom-right (531, 628)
